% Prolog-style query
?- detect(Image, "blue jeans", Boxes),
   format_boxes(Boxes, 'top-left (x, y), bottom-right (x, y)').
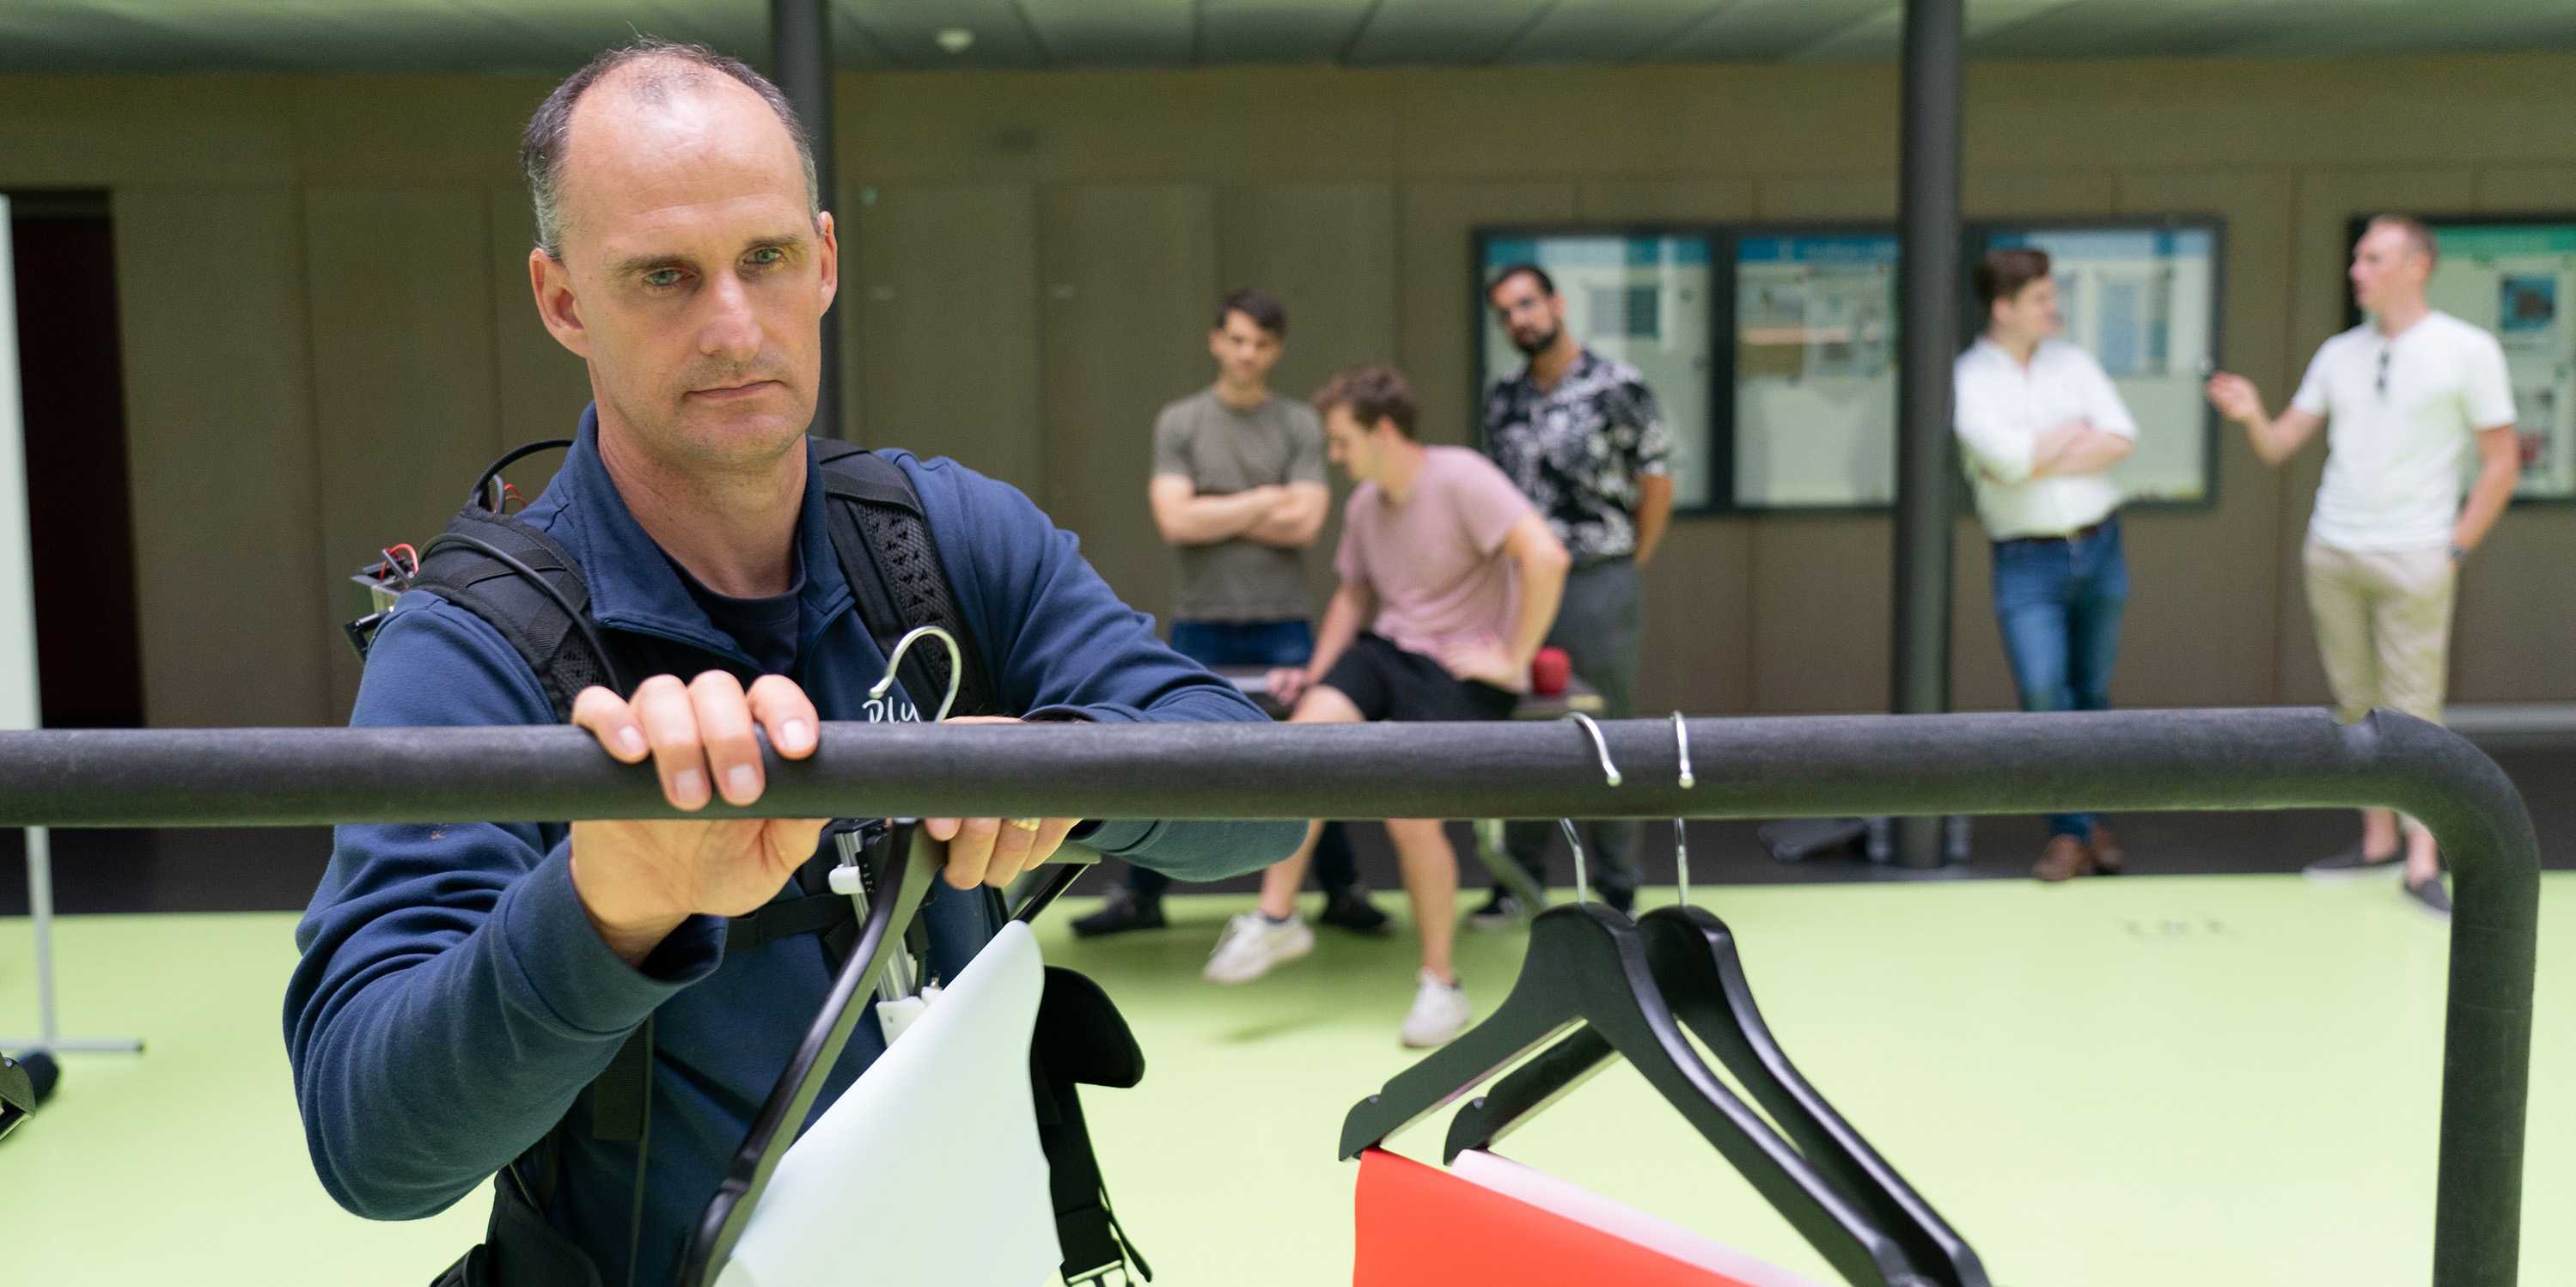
top-left (1128, 619), bottom-right (1360, 899)
top-left (1992, 517), bottom-right (2129, 839)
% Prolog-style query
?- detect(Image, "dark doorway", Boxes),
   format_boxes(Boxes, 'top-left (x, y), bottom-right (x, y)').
top-left (9, 192), bottom-right (143, 730)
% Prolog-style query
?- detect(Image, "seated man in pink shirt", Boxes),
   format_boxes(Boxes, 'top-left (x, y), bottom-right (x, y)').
top-left (1203, 363), bottom-right (1570, 1047)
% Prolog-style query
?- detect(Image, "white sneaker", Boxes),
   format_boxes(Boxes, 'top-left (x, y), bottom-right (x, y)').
top-left (1203, 911), bottom-right (1313, 984)
top-left (1399, 970), bottom-right (1473, 1048)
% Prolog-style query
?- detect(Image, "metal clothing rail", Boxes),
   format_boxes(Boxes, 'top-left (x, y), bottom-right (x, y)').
top-left (0, 707), bottom-right (2539, 1286)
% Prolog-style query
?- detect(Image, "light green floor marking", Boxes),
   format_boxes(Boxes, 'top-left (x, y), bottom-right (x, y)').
top-left (3, 875), bottom-right (2568, 1284)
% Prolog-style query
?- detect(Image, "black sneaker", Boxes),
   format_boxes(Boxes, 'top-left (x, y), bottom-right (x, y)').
top-left (2302, 846), bottom-right (2403, 880)
top-left (1467, 889), bottom-right (1527, 931)
top-left (1317, 885), bottom-right (1392, 935)
top-left (2402, 875), bottom-right (2452, 921)
top-left (1070, 887), bottom-right (1167, 938)
top-left (1602, 886), bottom-right (1636, 917)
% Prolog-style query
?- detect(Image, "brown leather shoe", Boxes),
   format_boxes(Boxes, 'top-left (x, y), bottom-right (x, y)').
top-left (2034, 835), bottom-right (2095, 882)
top-left (2088, 823), bottom-right (2127, 875)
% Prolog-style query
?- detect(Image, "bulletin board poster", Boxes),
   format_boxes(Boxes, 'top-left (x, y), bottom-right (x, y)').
top-left (2422, 222), bottom-right (2576, 500)
top-left (1982, 223), bottom-right (2220, 504)
top-left (1730, 232), bottom-right (1899, 509)
top-left (1476, 231), bottom-right (1718, 511)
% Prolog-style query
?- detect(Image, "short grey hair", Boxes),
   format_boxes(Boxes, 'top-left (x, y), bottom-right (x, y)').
top-left (520, 38), bottom-right (820, 260)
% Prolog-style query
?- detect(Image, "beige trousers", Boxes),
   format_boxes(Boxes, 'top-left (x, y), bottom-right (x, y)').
top-left (2304, 540), bottom-right (2458, 837)
top-left (2302, 540), bottom-right (2458, 727)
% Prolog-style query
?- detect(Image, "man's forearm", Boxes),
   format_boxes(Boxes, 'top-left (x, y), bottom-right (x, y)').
top-left (2035, 428), bottom-right (2134, 478)
top-left (1242, 491), bottom-right (1324, 549)
top-left (1633, 477), bottom-right (1674, 566)
top-left (1161, 491), bottom-right (1273, 546)
top-left (1305, 587), bottom-right (1370, 680)
top-left (1505, 557), bottom-right (1566, 670)
top-left (2454, 458), bottom-right (2518, 552)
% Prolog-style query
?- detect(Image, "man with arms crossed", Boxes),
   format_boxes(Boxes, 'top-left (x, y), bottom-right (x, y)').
top-left (1075, 288), bottom-right (1388, 938)
top-left (2207, 213), bottom-right (2520, 918)
top-left (1202, 364), bottom-right (1570, 1048)
top-left (1955, 247), bottom-right (2140, 881)
top-left (1476, 264), bottom-right (1675, 919)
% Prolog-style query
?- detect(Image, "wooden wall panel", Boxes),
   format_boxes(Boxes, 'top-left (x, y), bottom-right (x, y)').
top-left (302, 186), bottom-right (502, 717)
top-left (110, 185), bottom-right (331, 726)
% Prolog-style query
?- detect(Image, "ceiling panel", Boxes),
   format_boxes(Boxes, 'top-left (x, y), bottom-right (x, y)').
top-left (0, 0), bottom-right (2573, 75)
top-left (1661, 0), bottom-right (1888, 64)
top-left (1344, 0), bottom-right (1557, 67)
top-left (839, 0), bottom-right (1047, 69)
top-left (1019, 0), bottom-right (1193, 66)
top-left (1198, 0), bottom-right (1375, 66)
top-left (1495, 0), bottom-right (1719, 65)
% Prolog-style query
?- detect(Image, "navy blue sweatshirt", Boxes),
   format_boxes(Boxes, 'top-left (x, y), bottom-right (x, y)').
top-left (286, 410), bottom-right (1298, 1286)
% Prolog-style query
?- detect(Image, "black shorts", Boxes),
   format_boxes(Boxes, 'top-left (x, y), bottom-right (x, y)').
top-left (1317, 633), bottom-right (1519, 723)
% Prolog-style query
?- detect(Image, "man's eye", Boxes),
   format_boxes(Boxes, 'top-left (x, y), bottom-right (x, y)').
top-left (644, 268), bottom-right (684, 288)
top-left (748, 247), bottom-right (785, 267)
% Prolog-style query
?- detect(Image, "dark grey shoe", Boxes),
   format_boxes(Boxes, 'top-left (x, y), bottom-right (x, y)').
top-left (1317, 885), bottom-right (1392, 935)
top-left (1070, 886), bottom-right (1167, 938)
top-left (2402, 875), bottom-right (2452, 921)
top-left (2302, 846), bottom-right (2403, 880)
top-left (1466, 889), bottom-right (1527, 931)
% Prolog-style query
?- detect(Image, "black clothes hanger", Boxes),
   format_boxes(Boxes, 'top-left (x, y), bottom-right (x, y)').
top-left (1336, 900), bottom-right (1938, 1287)
top-left (1444, 903), bottom-right (1987, 1287)
top-left (679, 820), bottom-right (941, 1287)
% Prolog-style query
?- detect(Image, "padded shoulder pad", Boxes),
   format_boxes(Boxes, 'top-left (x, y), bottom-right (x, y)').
top-left (1034, 966), bottom-right (1145, 1089)
top-left (407, 509), bottom-right (615, 719)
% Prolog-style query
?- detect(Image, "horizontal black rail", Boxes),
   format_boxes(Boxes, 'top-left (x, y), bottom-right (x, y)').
top-left (0, 707), bottom-right (2537, 1285)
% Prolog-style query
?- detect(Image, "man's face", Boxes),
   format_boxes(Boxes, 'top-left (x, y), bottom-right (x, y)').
top-left (1991, 277), bottom-right (2060, 343)
top-left (1488, 272), bottom-right (1564, 356)
top-left (1209, 310), bottom-right (1283, 388)
top-left (1323, 405), bottom-right (1382, 485)
top-left (2350, 223), bottom-right (2428, 314)
top-left (529, 70), bottom-right (838, 471)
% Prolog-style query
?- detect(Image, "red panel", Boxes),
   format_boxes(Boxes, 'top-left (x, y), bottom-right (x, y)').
top-left (1352, 1148), bottom-right (1758, 1287)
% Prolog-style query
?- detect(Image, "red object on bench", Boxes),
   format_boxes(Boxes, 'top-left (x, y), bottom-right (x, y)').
top-left (1530, 646), bottom-right (1571, 698)
top-left (1352, 1148), bottom-right (1758, 1286)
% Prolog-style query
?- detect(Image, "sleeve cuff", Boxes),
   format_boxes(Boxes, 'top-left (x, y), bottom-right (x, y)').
top-left (496, 841), bottom-right (723, 1038)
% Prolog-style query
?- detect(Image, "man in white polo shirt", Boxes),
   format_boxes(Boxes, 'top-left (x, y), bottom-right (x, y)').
top-left (1955, 247), bottom-right (2140, 881)
top-left (2207, 213), bottom-right (2521, 918)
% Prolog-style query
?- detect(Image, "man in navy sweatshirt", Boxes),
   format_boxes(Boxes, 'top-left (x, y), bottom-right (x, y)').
top-left (284, 38), bottom-right (1299, 1287)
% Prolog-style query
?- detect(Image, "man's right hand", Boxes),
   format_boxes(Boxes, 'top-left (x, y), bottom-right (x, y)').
top-left (2206, 372), bottom-right (2264, 424)
top-left (1267, 666), bottom-right (1314, 708)
top-left (567, 672), bottom-right (829, 966)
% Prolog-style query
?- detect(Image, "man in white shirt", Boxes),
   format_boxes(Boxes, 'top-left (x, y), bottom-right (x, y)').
top-left (2207, 214), bottom-right (2521, 919)
top-left (1955, 248), bottom-right (2140, 881)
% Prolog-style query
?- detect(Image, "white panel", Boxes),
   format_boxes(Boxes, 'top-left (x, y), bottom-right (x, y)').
top-left (0, 196), bottom-right (37, 731)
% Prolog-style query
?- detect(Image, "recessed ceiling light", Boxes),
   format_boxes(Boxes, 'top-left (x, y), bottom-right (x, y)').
top-left (935, 28), bottom-right (975, 55)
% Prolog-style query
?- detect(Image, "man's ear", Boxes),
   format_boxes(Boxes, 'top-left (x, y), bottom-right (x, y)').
top-left (814, 210), bottom-right (839, 315)
top-left (529, 247), bottom-right (591, 359)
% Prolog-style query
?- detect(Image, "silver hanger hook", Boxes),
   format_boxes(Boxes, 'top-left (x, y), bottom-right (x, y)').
top-left (869, 625), bottom-right (964, 724)
top-left (1671, 712), bottom-right (1694, 907)
top-left (1560, 712), bottom-right (1620, 905)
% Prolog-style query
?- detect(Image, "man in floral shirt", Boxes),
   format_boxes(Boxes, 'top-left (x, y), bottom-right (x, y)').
top-left (1476, 263), bottom-right (1675, 919)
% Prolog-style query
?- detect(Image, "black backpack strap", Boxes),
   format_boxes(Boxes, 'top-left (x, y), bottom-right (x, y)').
top-left (409, 509), bottom-right (624, 718)
top-left (815, 443), bottom-right (1000, 719)
top-left (1032, 967), bottom-right (1153, 1284)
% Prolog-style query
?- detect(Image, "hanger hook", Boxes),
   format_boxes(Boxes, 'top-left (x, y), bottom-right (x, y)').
top-left (1560, 712), bottom-right (1620, 906)
top-left (1671, 712), bottom-right (1694, 907)
top-left (869, 625), bottom-right (965, 724)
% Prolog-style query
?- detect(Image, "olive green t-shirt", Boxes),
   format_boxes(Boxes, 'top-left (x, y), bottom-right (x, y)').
top-left (1151, 387), bottom-right (1327, 622)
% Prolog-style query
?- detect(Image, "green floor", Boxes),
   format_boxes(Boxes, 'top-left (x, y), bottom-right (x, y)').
top-left (4, 875), bottom-right (2569, 1284)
